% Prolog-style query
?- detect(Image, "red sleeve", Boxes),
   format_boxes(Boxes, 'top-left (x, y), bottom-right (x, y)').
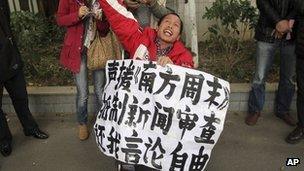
top-left (169, 42), bottom-right (194, 68)
top-left (177, 51), bottom-right (194, 68)
top-left (56, 0), bottom-right (81, 27)
top-left (171, 50), bottom-right (194, 68)
top-left (99, 0), bottom-right (142, 54)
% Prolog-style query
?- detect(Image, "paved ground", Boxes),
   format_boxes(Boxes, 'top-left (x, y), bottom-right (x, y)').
top-left (0, 112), bottom-right (303, 171)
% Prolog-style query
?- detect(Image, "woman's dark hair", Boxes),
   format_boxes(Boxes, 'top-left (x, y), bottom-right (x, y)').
top-left (157, 12), bottom-right (184, 34)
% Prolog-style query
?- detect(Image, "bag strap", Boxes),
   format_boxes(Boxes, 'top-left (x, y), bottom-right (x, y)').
top-left (93, 20), bottom-right (99, 38)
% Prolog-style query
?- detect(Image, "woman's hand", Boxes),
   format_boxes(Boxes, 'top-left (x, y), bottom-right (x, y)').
top-left (94, 10), bottom-right (103, 20)
top-left (78, 5), bottom-right (90, 19)
top-left (157, 56), bottom-right (173, 67)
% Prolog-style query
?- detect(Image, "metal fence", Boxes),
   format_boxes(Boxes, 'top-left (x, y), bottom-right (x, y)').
top-left (7, 0), bottom-right (59, 17)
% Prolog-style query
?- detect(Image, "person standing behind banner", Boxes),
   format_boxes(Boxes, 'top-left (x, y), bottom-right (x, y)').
top-left (286, 0), bottom-right (304, 144)
top-left (56, 0), bottom-right (110, 141)
top-left (122, 0), bottom-right (171, 60)
top-left (98, 0), bottom-right (193, 170)
top-left (245, 0), bottom-right (297, 126)
top-left (99, 0), bottom-right (193, 68)
top-left (124, 0), bottom-right (170, 28)
top-left (0, 0), bottom-right (48, 157)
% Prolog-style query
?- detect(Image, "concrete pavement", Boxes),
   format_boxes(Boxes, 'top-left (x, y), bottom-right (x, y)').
top-left (0, 112), bottom-right (303, 171)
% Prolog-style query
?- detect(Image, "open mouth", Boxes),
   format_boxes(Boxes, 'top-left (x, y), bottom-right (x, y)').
top-left (164, 29), bottom-right (173, 37)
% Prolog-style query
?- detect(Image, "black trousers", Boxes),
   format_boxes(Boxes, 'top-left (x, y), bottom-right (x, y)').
top-left (0, 70), bottom-right (38, 144)
top-left (296, 58), bottom-right (304, 127)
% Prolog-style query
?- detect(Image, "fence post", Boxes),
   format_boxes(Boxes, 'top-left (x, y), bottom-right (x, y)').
top-left (182, 1), bottom-right (199, 68)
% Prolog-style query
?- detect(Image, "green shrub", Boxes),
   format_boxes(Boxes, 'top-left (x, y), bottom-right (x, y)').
top-left (203, 0), bottom-right (258, 39)
top-left (10, 11), bottom-right (73, 86)
top-left (201, 0), bottom-right (259, 81)
top-left (11, 11), bottom-right (47, 50)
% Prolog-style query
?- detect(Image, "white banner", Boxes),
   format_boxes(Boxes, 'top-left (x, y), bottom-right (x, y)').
top-left (94, 60), bottom-right (230, 170)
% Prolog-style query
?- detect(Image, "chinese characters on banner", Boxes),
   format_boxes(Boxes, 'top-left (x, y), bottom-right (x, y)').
top-left (94, 60), bottom-right (230, 171)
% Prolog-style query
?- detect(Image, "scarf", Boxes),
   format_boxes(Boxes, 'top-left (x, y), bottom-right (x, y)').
top-left (83, 0), bottom-right (102, 48)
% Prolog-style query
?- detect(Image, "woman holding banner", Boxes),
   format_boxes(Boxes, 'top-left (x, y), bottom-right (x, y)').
top-left (98, 0), bottom-right (193, 170)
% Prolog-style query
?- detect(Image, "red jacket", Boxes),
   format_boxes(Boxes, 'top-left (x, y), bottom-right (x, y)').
top-left (99, 0), bottom-right (194, 68)
top-left (57, 0), bottom-right (110, 73)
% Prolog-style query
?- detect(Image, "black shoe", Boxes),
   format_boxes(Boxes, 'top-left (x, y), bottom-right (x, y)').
top-left (24, 128), bottom-right (49, 139)
top-left (0, 141), bottom-right (12, 157)
top-left (276, 113), bottom-right (296, 126)
top-left (285, 126), bottom-right (304, 144)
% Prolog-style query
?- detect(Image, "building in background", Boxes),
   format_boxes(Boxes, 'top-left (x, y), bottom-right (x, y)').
top-left (7, 0), bottom-right (58, 17)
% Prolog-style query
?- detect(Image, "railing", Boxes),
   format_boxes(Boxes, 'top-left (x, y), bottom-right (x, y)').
top-left (7, 0), bottom-right (59, 17)
top-left (8, 0), bottom-right (39, 13)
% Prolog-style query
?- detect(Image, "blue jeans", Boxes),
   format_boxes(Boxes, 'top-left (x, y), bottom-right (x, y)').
top-left (75, 54), bottom-right (105, 125)
top-left (248, 41), bottom-right (296, 115)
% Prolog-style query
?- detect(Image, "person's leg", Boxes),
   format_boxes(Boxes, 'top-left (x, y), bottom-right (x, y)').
top-left (297, 59), bottom-right (304, 127)
top-left (0, 111), bottom-right (11, 144)
top-left (246, 41), bottom-right (277, 125)
top-left (3, 71), bottom-right (48, 139)
top-left (92, 68), bottom-right (106, 115)
top-left (275, 42), bottom-right (296, 125)
top-left (3, 71), bottom-right (37, 131)
top-left (75, 55), bottom-right (89, 140)
top-left (286, 58), bottom-right (304, 144)
top-left (0, 83), bottom-right (12, 157)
